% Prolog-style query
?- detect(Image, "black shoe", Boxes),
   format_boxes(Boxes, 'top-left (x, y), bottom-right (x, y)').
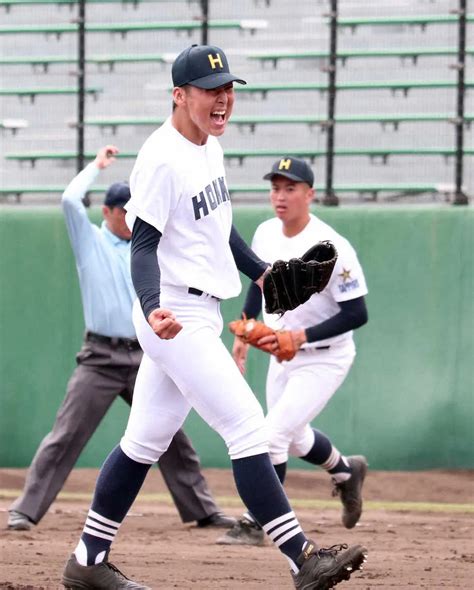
top-left (8, 510), bottom-right (34, 531)
top-left (196, 511), bottom-right (237, 529)
top-left (332, 455), bottom-right (368, 529)
top-left (292, 541), bottom-right (367, 590)
top-left (215, 517), bottom-right (265, 546)
top-left (62, 553), bottom-right (151, 589)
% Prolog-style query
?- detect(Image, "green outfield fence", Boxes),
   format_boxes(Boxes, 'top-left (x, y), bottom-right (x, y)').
top-left (0, 206), bottom-right (472, 470)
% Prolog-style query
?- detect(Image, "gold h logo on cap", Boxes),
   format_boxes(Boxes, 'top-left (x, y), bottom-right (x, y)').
top-left (278, 158), bottom-right (292, 170)
top-left (208, 53), bottom-right (223, 70)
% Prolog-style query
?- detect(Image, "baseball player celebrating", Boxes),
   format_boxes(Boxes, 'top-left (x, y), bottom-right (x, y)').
top-left (62, 46), bottom-right (367, 590)
top-left (7, 145), bottom-right (235, 534)
top-left (218, 157), bottom-right (369, 547)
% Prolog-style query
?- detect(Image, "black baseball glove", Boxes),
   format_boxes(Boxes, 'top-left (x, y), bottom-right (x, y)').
top-left (263, 240), bottom-right (338, 315)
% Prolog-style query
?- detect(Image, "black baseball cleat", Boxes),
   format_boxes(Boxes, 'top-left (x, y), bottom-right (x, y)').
top-left (332, 455), bottom-right (368, 529)
top-left (196, 511), bottom-right (237, 528)
top-left (292, 541), bottom-right (368, 590)
top-left (62, 553), bottom-right (151, 589)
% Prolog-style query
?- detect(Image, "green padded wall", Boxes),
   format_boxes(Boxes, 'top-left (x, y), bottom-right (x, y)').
top-left (0, 205), bottom-right (472, 470)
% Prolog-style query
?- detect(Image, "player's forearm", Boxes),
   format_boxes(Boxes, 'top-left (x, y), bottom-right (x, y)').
top-left (131, 217), bottom-right (162, 320)
top-left (242, 281), bottom-right (263, 319)
top-left (305, 296), bottom-right (368, 343)
top-left (229, 224), bottom-right (268, 281)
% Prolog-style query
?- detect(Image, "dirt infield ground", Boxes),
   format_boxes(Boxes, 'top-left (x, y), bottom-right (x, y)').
top-left (0, 468), bottom-right (473, 589)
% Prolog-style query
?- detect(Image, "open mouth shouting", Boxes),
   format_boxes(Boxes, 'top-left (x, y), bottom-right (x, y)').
top-left (211, 110), bottom-right (226, 127)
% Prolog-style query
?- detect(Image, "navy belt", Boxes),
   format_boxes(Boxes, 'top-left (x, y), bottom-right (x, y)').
top-left (86, 331), bottom-right (141, 351)
top-left (188, 287), bottom-right (205, 296)
top-left (300, 345), bottom-right (331, 352)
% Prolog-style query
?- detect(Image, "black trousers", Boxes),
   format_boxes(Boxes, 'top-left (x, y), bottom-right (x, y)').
top-left (10, 336), bottom-right (220, 524)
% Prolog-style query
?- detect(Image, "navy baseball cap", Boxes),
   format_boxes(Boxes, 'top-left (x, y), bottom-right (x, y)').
top-left (104, 182), bottom-right (130, 208)
top-left (263, 157), bottom-right (315, 187)
top-left (172, 44), bottom-right (246, 90)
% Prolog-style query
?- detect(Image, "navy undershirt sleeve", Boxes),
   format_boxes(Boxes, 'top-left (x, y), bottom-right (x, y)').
top-left (242, 282), bottom-right (263, 319)
top-left (229, 224), bottom-right (269, 281)
top-left (241, 286), bottom-right (368, 341)
top-left (130, 217), bottom-right (162, 320)
top-left (305, 296), bottom-right (368, 342)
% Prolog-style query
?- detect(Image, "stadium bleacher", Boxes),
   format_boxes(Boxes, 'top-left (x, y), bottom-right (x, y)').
top-left (0, 87), bottom-right (102, 102)
top-left (248, 47), bottom-right (474, 67)
top-left (233, 80), bottom-right (473, 97)
top-left (0, 53), bottom-right (170, 72)
top-left (6, 147), bottom-right (473, 167)
top-left (0, 0), bottom-right (472, 204)
top-left (75, 113), bottom-right (474, 134)
top-left (0, 19), bottom-right (268, 37)
top-left (0, 118), bottom-right (29, 134)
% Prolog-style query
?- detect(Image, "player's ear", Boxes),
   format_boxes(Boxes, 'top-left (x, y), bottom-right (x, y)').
top-left (172, 86), bottom-right (186, 107)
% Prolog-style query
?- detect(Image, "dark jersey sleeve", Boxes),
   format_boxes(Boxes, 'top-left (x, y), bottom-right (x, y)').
top-left (305, 296), bottom-right (368, 343)
top-left (130, 217), bottom-right (162, 320)
top-left (242, 282), bottom-right (263, 319)
top-left (229, 224), bottom-right (269, 281)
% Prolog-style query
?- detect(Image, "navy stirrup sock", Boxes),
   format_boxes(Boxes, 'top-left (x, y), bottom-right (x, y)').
top-left (76, 445), bottom-right (151, 565)
top-left (244, 462), bottom-right (287, 527)
top-left (92, 446), bottom-right (151, 519)
top-left (300, 429), bottom-right (351, 478)
top-left (274, 461), bottom-right (287, 485)
top-left (232, 453), bottom-right (306, 566)
top-left (300, 429), bottom-right (333, 464)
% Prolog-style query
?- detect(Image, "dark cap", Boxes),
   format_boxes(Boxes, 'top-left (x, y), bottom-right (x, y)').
top-left (104, 182), bottom-right (130, 208)
top-left (172, 44), bottom-right (246, 90)
top-left (263, 157), bottom-right (314, 187)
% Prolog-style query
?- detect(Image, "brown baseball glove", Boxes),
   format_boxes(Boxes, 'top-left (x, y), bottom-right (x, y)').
top-left (229, 317), bottom-right (297, 362)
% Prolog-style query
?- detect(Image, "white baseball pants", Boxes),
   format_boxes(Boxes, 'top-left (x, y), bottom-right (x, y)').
top-left (121, 287), bottom-right (268, 464)
top-left (265, 342), bottom-right (356, 465)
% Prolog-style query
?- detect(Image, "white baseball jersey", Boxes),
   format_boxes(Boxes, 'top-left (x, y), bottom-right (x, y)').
top-left (252, 214), bottom-right (368, 347)
top-left (125, 117), bottom-right (241, 300)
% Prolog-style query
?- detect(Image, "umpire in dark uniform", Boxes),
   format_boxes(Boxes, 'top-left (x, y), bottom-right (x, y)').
top-left (8, 145), bottom-right (235, 532)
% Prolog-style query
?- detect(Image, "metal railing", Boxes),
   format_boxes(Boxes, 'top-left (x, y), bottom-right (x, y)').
top-left (68, 0), bottom-right (474, 206)
top-left (1, 0), bottom-right (471, 205)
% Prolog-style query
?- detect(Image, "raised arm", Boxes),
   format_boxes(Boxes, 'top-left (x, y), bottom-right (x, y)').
top-left (62, 145), bottom-right (118, 265)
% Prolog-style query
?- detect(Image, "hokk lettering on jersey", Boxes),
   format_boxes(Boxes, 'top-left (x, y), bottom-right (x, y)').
top-left (192, 176), bottom-right (230, 221)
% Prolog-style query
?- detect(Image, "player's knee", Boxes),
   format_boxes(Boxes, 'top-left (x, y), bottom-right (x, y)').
top-left (269, 445), bottom-right (289, 465)
top-left (120, 436), bottom-right (164, 464)
top-left (267, 426), bottom-right (291, 465)
top-left (226, 410), bottom-right (269, 460)
top-left (289, 429), bottom-right (315, 458)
